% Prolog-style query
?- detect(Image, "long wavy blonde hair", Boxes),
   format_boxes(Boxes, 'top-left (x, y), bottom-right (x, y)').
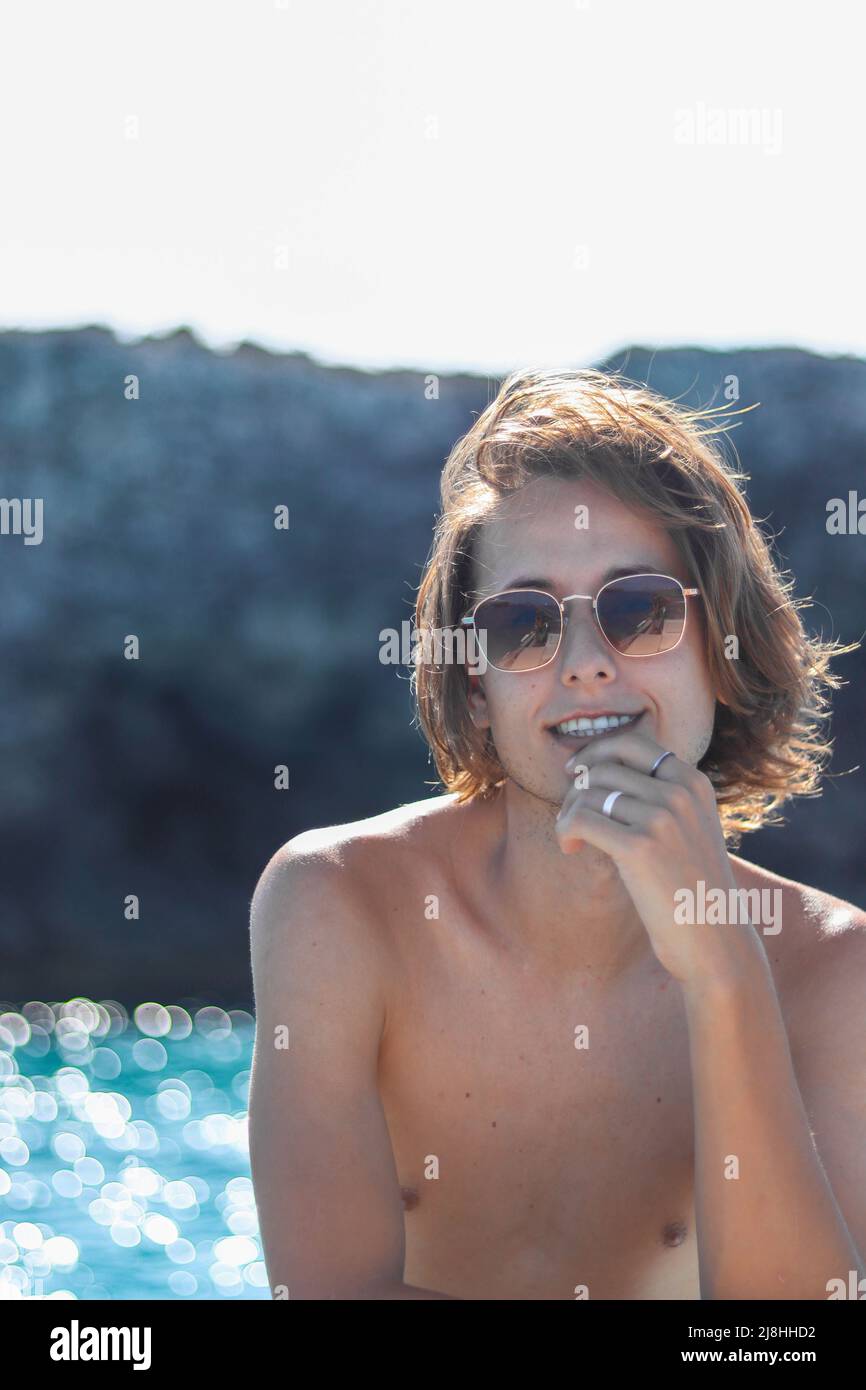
top-left (410, 366), bottom-right (856, 846)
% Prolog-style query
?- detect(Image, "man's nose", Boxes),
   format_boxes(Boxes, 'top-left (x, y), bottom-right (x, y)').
top-left (557, 600), bottom-right (617, 678)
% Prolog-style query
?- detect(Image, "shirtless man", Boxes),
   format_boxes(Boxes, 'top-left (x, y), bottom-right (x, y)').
top-left (248, 368), bottom-right (866, 1300)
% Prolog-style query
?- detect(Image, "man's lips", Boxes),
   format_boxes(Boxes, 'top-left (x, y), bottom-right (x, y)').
top-left (548, 710), bottom-right (646, 754)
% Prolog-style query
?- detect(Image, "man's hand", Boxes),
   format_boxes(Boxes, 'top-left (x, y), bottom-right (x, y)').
top-left (556, 726), bottom-right (765, 987)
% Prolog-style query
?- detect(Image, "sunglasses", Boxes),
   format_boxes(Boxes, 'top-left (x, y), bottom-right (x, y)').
top-left (460, 573), bottom-right (701, 672)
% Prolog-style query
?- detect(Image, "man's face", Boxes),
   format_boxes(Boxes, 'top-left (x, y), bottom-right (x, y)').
top-left (466, 476), bottom-right (721, 808)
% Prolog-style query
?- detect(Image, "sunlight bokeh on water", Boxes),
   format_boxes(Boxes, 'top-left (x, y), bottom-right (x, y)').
top-left (0, 999), bottom-right (268, 1300)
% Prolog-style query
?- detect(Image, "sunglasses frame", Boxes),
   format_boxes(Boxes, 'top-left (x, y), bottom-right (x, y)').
top-left (460, 573), bottom-right (702, 671)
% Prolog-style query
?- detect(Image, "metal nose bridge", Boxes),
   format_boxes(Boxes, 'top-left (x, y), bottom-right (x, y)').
top-left (558, 593), bottom-right (606, 644)
top-left (560, 592), bottom-right (601, 619)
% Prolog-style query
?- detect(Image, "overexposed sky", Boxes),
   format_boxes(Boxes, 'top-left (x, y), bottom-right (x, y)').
top-left (1, 0), bottom-right (863, 373)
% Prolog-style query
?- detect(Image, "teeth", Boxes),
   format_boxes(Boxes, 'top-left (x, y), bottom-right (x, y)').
top-left (554, 713), bottom-right (637, 736)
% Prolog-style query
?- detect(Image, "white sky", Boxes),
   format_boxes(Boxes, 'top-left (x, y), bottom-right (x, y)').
top-left (1, 0), bottom-right (863, 373)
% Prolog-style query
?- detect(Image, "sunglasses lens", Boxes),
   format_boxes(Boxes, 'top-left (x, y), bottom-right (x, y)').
top-left (474, 592), bottom-right (561, 671)
top-left (597, 575), bottom-right (686, 654)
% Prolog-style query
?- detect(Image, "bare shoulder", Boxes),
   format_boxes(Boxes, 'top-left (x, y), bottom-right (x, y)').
top-left (261, 791), bottom-right (466, 886)
top-left (728, 851), bottom-right (866, 1047)
top-left (273, 791), bottom-right (464, 865)
top-left (250, 792), bottom-right (468, 954)
top-left (728, 851), bottom-right (866, 947)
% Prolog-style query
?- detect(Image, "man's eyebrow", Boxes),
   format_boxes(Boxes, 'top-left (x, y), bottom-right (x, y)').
top-left (497, 564), bottom-right (669, 592)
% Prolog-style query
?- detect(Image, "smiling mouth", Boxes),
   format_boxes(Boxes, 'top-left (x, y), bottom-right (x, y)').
top-left (549, 711), bottom-right (645, 752)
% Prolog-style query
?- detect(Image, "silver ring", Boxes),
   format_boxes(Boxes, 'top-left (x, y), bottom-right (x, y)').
top-left (649, 750), bottom-right (674, 777)
top-left (602, 790), bottom-right (623, 818)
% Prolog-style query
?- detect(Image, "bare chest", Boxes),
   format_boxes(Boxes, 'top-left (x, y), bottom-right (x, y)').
top-left (378, 922), bottom-right (702, 1299)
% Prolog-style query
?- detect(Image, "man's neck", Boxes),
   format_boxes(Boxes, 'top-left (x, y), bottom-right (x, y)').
top-left (477, 778), bottom-right (655, 983)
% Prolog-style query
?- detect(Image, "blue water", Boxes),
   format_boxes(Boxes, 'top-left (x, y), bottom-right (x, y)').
top-left (0, 1000), bottom-right (269, 1300)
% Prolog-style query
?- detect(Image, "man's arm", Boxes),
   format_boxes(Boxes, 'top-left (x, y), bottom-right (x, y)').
top-left (681, 908), bottom-right (866, 1301)
top-left (247, 839), bottom-right (459, 1301)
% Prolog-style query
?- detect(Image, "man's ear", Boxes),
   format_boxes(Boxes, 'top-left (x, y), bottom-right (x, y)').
top-left (467, 673), bottom-right (491, 729)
